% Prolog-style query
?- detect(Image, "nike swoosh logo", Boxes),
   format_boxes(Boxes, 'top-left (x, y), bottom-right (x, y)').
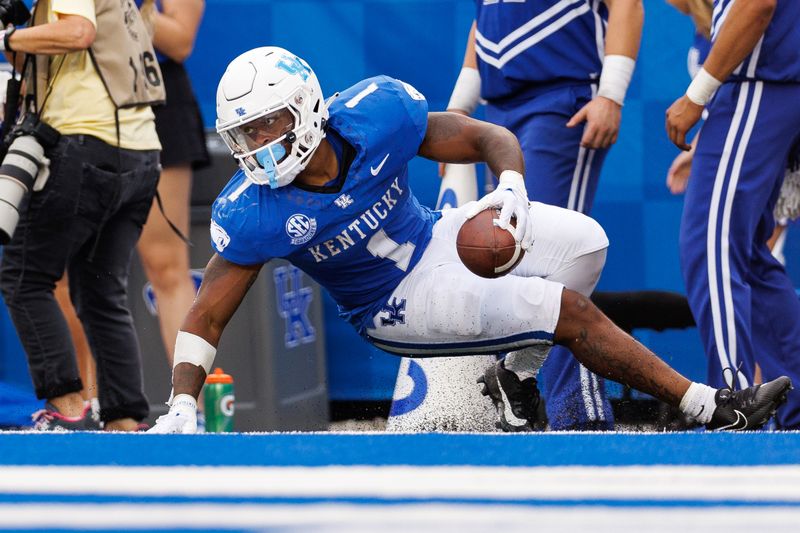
top-left (370, 153), bottom-right (390, 176)
top-left (717, 409), bottom-right (748, 431)
top-left (496, 374), bottom-right (528, 427)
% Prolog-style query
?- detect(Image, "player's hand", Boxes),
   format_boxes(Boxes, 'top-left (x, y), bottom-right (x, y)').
top-left (666, 95), bottom-right (703, 151)
top-left (439, 109), bottom-right (471, 177)
top-left (465, 171), bottom-right (533, 250)
top-left (566, 96), bottom-right (621, 149)
top-left (666, 146), bottom-right (695, 194)
top-left (147, 394), bottom-right (198, 434)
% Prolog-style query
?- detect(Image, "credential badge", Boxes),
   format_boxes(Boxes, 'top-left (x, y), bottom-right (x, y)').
top-left (286, 213), bottom-right (317, 245)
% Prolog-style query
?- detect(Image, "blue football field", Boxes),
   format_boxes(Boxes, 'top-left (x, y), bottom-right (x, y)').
top-left (1, 432), bottom-right (799, 531)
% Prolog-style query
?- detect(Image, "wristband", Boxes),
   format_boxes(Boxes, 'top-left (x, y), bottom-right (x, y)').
top-left (173, 331), bottom-right (216, 374)
top-left (447, 67), bottom-right (481, 115)
top-left (685, 67), bottom-right (722, 106)
top-left (2, 26), bottom-right (15, 52)
top-left (597, 54), bottom-right (635, 106)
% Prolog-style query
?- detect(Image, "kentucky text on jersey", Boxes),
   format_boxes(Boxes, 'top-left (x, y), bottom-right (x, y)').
top-left (307, 177), bottom-right (404, 263)
top-left (211, 76), bottom-right (438, 335)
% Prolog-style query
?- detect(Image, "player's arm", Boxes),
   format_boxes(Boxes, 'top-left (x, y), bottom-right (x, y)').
top-left (418, 112), bottom-right (533, 249)
top-left (418, 112), bottom-right (523, 178)
top-left (173, 253), bottom-right (263, 397)
top-left (666, 0), bottom-right (777, 149)
top-left (440, 21), bottom-right (480, 177)
top-left (149, 253), bottom-right (262, 433)
top-left (567, 0), bottom-right (643, 149)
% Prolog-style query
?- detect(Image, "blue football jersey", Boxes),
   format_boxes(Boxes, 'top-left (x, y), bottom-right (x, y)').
top-left (712, 0), bottom-right (800, 82)
top-left (210, 76), bottom-right (440, 333)
top-left (475, 0), bottom-right (608, 102)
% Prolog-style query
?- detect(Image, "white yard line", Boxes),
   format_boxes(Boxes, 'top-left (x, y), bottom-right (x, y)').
top-left (0, 465), bottom-right (799, 502)
top-left (1, 503), bottom-right (800, 531)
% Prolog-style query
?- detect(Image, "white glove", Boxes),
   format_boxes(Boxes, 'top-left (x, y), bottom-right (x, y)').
top-left (147, 394), bottom-right (198, 434)
top-left (464, 170), bottom-right (533, 250)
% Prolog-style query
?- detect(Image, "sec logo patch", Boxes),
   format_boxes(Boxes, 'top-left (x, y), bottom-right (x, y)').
top-left (286, 213), bottom-right (317, 245)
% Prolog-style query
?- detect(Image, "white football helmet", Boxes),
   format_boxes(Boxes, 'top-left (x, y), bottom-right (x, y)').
top-left (216, 47), bottom-right (328, 188)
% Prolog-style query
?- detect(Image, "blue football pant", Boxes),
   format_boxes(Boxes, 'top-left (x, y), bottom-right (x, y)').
top-left (486, 84), bottom-right (614, 430)
top-left (680, 81), bottom-right (800, 429)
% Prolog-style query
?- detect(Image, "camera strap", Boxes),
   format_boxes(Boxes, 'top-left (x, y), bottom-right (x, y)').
top-left (0, 54), bottom-right (27, 155)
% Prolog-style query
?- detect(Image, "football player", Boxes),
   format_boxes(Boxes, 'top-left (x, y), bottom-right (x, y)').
top-left (149, 46), bottom-right (790, 433)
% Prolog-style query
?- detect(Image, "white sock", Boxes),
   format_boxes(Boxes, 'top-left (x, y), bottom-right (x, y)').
top-left (503, 345), bottom-right (550, 381)
top-left (679, 382), bottom-right (718, 424)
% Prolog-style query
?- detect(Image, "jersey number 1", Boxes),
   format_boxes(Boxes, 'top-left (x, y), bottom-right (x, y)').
top-left (367, 229), bottom-right (415, 272)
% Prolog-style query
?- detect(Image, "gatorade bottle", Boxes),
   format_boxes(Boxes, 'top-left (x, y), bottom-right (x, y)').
top-left (203, 368), bottom-right (235, 433)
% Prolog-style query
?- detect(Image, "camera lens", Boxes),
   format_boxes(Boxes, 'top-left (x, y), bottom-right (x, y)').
top-left (0, 135), bottom-right (44, 244)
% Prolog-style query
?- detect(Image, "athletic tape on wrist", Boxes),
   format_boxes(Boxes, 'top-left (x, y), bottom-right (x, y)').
top-left (597, 55), bottom-right (635, 106)
top-left (686, 67), bottom-right (722, 106)
top-left (447, 67), bottom-right (481, 115)
top-left (173, 331), bottom-right (216, 374)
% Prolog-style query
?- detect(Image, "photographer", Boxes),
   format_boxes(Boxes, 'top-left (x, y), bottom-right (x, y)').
top-left (0, 0), bottom-right (164, 430)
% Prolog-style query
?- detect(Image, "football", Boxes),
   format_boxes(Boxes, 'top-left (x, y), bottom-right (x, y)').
top-left (456, 208), bottom-right (524, 278)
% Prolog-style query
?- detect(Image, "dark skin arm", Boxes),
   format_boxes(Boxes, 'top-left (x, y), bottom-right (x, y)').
top-left (418, 112), bottom-right (525, 178)
top-left (172, 254), bottom-right (263, 398)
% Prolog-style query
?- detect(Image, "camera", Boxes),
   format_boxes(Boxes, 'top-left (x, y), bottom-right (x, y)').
top-left (0, 114), bottom-right (60, 245)
top-left (0, 0), bottom-right (30, 28)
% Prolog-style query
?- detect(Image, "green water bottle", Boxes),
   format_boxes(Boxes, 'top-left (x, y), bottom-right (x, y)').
top-left (203, 368), bottom-right (235, 432)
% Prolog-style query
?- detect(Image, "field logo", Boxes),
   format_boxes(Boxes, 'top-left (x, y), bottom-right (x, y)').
top-left (273, 265), bottom-right (316, 348)
top-left (389, 360), bottom-right (428, 417)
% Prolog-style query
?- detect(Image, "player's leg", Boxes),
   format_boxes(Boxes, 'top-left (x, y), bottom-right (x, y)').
top-left (490, 88), bottom-right (614, 430)
top-left (554, 286), bottom-right (790, 430)
top-left (368, 207), bottom-right (593, 430)
top-left (367, 208), bottom-right (564, 356)
top-left (367, 213), bottom-right (790, 431)
top-left (681, 82), bottom-right (800, 401)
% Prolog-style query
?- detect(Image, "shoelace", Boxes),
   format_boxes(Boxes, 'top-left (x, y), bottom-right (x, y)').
top-left (721, 363), bottom-right (747, 393)
top-left (715, 364), bottom-right (753, 411)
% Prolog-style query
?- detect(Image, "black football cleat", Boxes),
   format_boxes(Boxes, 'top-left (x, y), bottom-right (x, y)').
top-left (706, 376), bottom-right (792, 431)
top-left (478, 360), bottom-right (543, 432)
